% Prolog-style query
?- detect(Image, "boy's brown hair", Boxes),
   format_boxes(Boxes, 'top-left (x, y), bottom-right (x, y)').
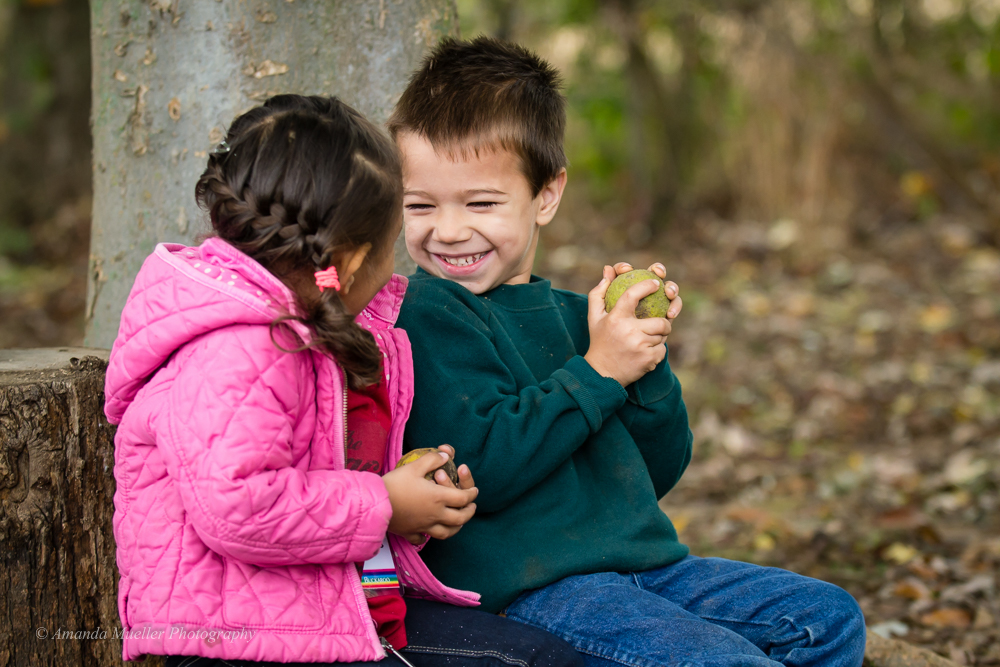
top-left (388, 36), bottom-right (567, 196)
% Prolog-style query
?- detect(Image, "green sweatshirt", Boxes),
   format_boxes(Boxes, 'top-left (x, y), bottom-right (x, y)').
top-left (398, 270), bottom-right (692, 613)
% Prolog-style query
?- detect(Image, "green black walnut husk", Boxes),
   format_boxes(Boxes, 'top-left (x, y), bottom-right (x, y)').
top-left (604, 269), bottom-right (669, 318)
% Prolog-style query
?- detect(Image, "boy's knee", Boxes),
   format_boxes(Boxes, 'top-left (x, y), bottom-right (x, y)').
top-left (813, 581), bottom-right (866, 661)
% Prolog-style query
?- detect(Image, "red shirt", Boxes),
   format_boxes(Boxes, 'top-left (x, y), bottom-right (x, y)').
top-left (346, 378), bottom-right (406, 649)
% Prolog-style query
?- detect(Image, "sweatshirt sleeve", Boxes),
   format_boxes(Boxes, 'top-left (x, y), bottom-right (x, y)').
top-left (618, 347), bottom-right (694, 499)
top-left (400, 290), bottom-right (627, 513)
top-left (157, 325), bottom-right (391, 567)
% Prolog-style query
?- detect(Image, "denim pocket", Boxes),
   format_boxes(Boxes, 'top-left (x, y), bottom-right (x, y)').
top-left (221, 558), bottom-right (325, 630)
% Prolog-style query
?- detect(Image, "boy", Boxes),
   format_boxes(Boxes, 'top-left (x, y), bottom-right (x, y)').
top-left (389, 37), bottom-right (865, 667)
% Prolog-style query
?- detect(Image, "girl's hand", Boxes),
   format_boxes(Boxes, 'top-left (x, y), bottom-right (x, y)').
top-left (433, 445), bottom-right (476, 490)
top-left (611, 261), bottom-right (683, 320)
top-left (383, 451), bottom-right (478, 544)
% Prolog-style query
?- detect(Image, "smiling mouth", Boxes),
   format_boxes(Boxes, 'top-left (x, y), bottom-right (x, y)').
top-left (437, 252), bottom-right (489, 268)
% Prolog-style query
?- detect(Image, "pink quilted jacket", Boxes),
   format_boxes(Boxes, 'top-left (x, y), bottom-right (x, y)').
top-left (105, 238), bottom-right (479, 663)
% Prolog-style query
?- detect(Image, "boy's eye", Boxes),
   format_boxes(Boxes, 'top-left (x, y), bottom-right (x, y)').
top-left (468, 201), bottom-right (498, 210)
top-left (405, 203), bottom-right (434, 212)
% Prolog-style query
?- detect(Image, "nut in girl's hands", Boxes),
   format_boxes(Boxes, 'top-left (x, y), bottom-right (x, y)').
top-left (396, 447), bottom-right (460, 485)
top-left (383, 449), bottom-right (478, 543)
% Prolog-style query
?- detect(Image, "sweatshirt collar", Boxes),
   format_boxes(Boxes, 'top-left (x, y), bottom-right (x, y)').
top-left (412, 268), bottom-right (553, 310)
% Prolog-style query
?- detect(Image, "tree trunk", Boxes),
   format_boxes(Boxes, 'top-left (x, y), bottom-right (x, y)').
top-left (85, 0), bottom-right (459, 348)
top-left (0, 348), bottom-right (133, 667)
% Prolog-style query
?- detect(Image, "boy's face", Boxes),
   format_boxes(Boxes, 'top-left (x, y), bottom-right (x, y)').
top-left (398, 132), bottom-right (566, 295)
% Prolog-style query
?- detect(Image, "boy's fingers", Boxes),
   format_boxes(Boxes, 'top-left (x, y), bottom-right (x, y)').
top-left (436, 444), bottom-right (455, 457)
top-left (611, 279), bottom-right (661, 317)
top-left (613, 262), bottom-right (633, 275)
top-left (587, 266), bottom-right (614, 320)
top-left (667, 295), bottom-right (683, 319)
top-left (654, 343), bottom-right (667, 365)
top-left (663, 280), bottom-right (679, 298)
top-left (637, 317), bottom-right (671, 337)
top-left (648, 263), bottom-right (667, 279)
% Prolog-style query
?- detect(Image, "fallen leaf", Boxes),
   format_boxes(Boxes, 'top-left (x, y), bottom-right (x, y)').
top-left (142, 48), bottom-right (156, 66)
top-left (869, 620), bottom-right (909, 638)
top-left (919, 304), bottom-right (954, 334)
top-left (893, 578), bottom-right (931, 601)
top-left (726, 506), bottom-right (773, 527)
top-left (113, 70), bottom-right (128, 83)
top-left (875, 506), bottom-right (927, 530)
top-left (256, 10), bottom-right (277, 23)
top-left (167, 97), bottom-right (181, 121)
top-left (919, 608), bottom-right (972, 629)
top-left (901, 171), bottom-right (934, 198)
top-left (753, 533), bottom-right (776, 551)
top-left (973, 606), bottom-right (995, 630)
top-left (768, 219), bottom-right (799, 250)
top-left (253, 60), bottom-right (289, 78)
top-left (944, 450), bottom-right (991, 485)
top-left (883, 542), bottom-right (920, 565)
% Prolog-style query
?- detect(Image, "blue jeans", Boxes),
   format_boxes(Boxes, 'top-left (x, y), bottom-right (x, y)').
top-left (504, 556), bottom-right (865, 667)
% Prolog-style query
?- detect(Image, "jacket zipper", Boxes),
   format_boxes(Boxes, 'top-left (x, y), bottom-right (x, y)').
top-left (380, 636), bottom-right (417, 667)
top-left (340, 364), bottom-right (385, 658)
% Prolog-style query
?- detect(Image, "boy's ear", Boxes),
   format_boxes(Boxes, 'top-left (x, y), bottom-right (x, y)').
top-left (336, 243), bottom-right (373, 295)
top-left (535, 168), bottom-right (567, 227)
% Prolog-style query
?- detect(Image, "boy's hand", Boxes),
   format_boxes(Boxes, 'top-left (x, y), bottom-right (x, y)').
top-left (383, 451), bottom-right (478, 544)
top-left (585, 265), bottom-right (670, 387)
top-left (611, 261), bottom-right (683, 320)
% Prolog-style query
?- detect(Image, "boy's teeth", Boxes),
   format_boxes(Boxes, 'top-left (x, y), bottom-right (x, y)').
top-left (443, 253), bottom-right (485, 267)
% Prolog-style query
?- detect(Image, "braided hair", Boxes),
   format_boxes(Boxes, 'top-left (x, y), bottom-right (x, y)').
top-left (195, 95), bottom-right (402, 388)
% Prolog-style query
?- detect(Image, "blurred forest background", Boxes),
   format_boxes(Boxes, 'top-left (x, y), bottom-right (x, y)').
top-left (1, 0), bottom-right (999, 662)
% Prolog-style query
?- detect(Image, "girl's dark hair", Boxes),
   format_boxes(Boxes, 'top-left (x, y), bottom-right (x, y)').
top-left (195, 94), bottom-right (402, 388)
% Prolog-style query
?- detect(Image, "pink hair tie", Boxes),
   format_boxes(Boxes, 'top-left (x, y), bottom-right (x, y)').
top-left (314, 266), bottom-right (341, 292)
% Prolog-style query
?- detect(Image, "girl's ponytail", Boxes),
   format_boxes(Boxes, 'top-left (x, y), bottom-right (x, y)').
top-left (195, 95), bottom-right (402, 388)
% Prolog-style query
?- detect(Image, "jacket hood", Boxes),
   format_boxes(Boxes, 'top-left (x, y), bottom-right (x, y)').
top-left (105, 238), bottom-right (411, 425)
top-left (104, 238), bottom-right (304, 424)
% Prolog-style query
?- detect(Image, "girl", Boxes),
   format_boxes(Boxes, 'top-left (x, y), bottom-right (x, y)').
top-left (104, 95), bottom-right (583, 667)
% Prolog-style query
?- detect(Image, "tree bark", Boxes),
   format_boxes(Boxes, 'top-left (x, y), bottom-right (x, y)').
top-left (0, 348), bottom-right (133, 667)
top-left (86, 0), bottom-right (459, 348)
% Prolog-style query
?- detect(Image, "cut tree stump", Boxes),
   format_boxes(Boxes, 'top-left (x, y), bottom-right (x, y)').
top-left (0, 348), bottom-right (156, 667)
top-left (0, 349), bottom-right (965, 667)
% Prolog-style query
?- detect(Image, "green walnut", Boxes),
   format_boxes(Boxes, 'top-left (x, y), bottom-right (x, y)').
top-left (604, 269), bottom-right (669, 319)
